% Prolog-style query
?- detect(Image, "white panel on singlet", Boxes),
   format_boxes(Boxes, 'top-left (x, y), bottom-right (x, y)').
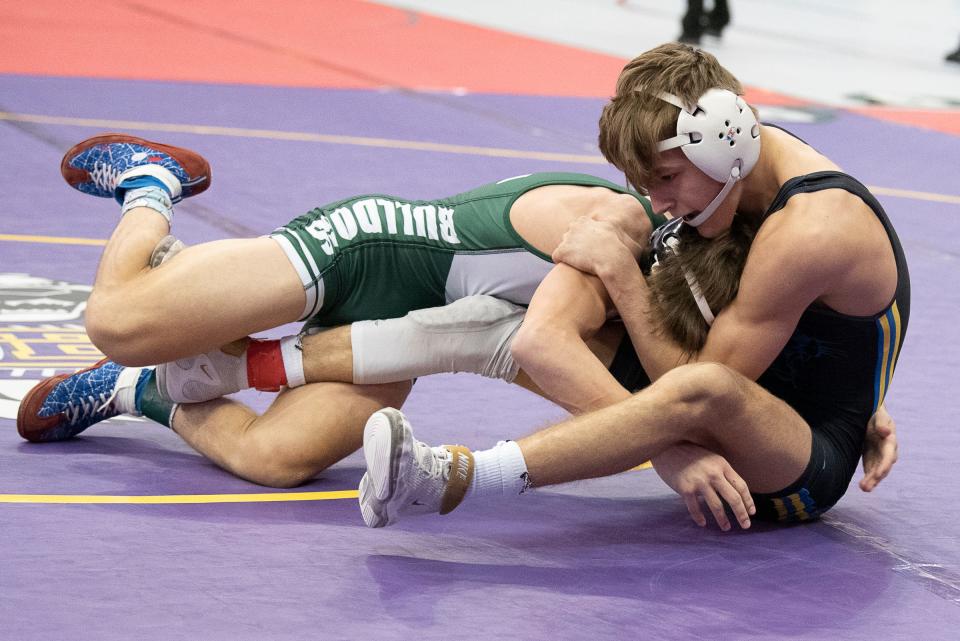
top-left (445, 250), bottom-right (553, 306)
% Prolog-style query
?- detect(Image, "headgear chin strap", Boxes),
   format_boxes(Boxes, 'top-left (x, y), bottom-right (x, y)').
top-left (650, 218), bottom-right (715, 326)
top-left (656, 88), bottom-right (760, 227)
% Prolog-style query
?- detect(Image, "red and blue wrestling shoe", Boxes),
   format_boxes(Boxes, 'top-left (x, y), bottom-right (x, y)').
top-left (60, 134), bottom-right (211, 203)
top-left (17, 359), bottom-right (137, 442)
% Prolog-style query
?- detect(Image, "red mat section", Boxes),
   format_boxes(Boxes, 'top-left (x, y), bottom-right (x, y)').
top-left (5, 0), bottom-right (954, 134)
top-left (0, 0), bottom-right (627, 97)
top-left (1, 0), bottom-right (804, 107)
top-left (850, 107), bottom-right (960, 136)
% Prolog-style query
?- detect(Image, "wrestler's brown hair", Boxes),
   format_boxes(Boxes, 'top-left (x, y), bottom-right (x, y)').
top-left (646, 216), bottom-right (757, 353)
top-left (598, 43), bottom-right (748, 192)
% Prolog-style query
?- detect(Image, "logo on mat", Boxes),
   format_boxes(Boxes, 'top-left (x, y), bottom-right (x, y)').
top-left (0, 273), bottom-right (91, 322)
top-left (0, 274), bottom-right (145, 424)
top-left (0, 273), bottom-right (102, 377)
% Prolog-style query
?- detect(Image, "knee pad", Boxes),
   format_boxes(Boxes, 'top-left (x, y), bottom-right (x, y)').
top-left (351, 295), bottom-right (525, 384)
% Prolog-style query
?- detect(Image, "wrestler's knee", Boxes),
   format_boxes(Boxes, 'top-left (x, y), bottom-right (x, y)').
top-left (85, 292), bottom-right (135, 361)
top-left (229, 435), bottom-right (321, 488)
top-left (85, 295), bottom-right (159, 366)
top-left (654, 361), bottom-right (748, 422)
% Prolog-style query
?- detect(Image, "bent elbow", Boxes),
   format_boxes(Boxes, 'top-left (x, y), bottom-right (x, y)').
top-left (511, 322), bottom-right (564, 372)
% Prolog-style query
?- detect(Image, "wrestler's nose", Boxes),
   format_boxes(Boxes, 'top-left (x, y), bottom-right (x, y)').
top-left (649, 193), bottom-right (674, 217)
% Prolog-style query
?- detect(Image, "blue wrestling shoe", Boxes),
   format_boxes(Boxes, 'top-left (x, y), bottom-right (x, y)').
top-left (60, 134), bottom-right (211, 204)
top-left (17, 359), bottom-right (145, 442)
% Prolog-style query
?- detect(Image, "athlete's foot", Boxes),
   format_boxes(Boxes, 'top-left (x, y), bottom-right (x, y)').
top-left (60, 134), bottom-right (211, 203)
top-left (358, 407), bottom-right (474, 528)
top-left (17, 359), bottom-right (142, 442)
top-left (155, 339), bottom-right (249, 403)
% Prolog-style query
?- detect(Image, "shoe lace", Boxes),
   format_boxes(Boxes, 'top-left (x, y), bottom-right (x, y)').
top-left (64, 392), bottom-right (116, 423)
top-left (414, 440), bottom-right (451, 481)
top-left (90, 162), bottom-right (123, 193)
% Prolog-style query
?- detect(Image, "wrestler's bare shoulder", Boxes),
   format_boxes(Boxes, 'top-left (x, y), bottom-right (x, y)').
top-left (751, 189), bottom-right (896, 313)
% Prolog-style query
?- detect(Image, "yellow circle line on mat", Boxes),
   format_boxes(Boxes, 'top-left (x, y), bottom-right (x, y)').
top-left (0, 465), bottom-right (652, 504)
top-left (0, 490), bottom-right (359, 504)
top-left (0, 111), bottom-right (604, 165)
top-left (868, 186), bottom-right (960, 205)
top-left (1, 111), bottom-right (959, 206)
top-left (0, 363), bottom-right (102, 368)
top-left (0, 233), bottom-right (107, 246)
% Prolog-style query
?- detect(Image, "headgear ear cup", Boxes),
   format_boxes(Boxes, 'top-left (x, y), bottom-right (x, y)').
top-left (657, 89), bottom-right (761, 227)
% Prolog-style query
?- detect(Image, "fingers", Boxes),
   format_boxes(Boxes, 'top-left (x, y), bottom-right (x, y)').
top-left (689, 486), bottom-right (731, 531)
top-left (678, 469), bottom-right (754, 531)
top-left (873, 421), bottom-right (894, 438)
top-left (859, 469), bottom-right (887, 492)
top-left (870, 459), bottom-right (893, 486)
top-left (860, 439), bottom-right (899, 492)
top-left (860, 459), bottom-right (883, 492)
top-left (682, 493), bottom-right (708, 528)
top-left (859, 461), bottom-right (891, 492)
top-left (703, 488), bottom-right (733, 531)
top-left (720, 471), bottom-right (754, 529)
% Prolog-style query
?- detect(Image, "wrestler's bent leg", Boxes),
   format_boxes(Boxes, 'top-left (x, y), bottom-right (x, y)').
top-left (359, 362), bottom-right (813, 526)
top-left (518, 362), bottom-right (811, 493)
top-left (87, 237), bottom-right (305, 365)
top-left (172, 380), bottom-right (412, 487)
top-left (62, 134), bottom-right (306, 365)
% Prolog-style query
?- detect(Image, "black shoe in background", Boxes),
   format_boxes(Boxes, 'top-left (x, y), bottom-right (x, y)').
top-left (704, 0), bottom-right (730, 37)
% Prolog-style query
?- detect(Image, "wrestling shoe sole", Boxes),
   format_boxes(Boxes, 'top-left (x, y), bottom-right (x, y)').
top-left (16, 357), bottom-right (110, 443)
top-left (360, 408), bottom-right (407, 527)
top-left (60, 133), bottom-right (211, 198)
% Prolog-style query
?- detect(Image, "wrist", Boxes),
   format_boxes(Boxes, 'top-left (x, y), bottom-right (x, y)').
top-left (597, 249), bottom-right (643, 290)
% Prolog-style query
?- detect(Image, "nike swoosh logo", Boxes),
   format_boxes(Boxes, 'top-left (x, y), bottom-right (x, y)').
top-left (199, 364), bottom-right (214, 380)
top-left (411, 500), bottom-right (425, 506)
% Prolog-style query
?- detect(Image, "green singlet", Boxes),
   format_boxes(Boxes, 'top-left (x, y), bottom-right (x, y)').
top-left (270, 172), bottom-right (660, 329)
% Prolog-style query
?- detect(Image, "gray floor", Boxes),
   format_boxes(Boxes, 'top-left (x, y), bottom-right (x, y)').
top-left (380, 0), bottom-right (960, 107)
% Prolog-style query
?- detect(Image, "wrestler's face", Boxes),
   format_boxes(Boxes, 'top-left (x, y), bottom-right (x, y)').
top-left (646, 149), bottom-right (738, 238)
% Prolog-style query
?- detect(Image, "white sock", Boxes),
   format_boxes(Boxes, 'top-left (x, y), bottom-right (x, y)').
top-left (110, 366), bottom-right (147, 415)
top-left (280, 335), bottom-right (306, 387)
top-left (467, 440), bottom-right (529, 499)
top-left (121, 186), bottom-right (174, 224)
top-left (236, 349), bottom-right (250, 389)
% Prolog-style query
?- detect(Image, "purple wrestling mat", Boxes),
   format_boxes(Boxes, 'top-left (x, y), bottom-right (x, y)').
top-left (2, 51), bottom-right (960, 641)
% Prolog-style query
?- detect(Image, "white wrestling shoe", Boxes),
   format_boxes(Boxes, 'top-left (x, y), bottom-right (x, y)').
top-left (359, 407), bottom-right (474, 528)
top-left (155, 340), bottom-right (248, 403)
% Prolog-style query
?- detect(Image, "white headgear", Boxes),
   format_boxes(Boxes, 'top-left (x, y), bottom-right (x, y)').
top-left (656, 88), bottom-right (760, 227)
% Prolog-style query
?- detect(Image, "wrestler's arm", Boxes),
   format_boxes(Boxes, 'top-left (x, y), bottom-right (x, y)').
top-left (510, 264), bottom-right (632, 414)
top-left (585, 215), bottom-right (819, 380)
top-left (505, 185), bottom-right (656, 414)
top-left (860, 401), bottom-right (897, 492)
top-left (511, 263), bottom-right (756, 526)
top-left (699, 259), bottom-right (898, 494)
top-left (583, 207), bottom-right (898, 489)
top-left (694, 238), bottom-right (816, 375)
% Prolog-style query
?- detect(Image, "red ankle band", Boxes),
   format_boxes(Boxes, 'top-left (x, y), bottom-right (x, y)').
top-left (246, 339), bottom-right (287, 391)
